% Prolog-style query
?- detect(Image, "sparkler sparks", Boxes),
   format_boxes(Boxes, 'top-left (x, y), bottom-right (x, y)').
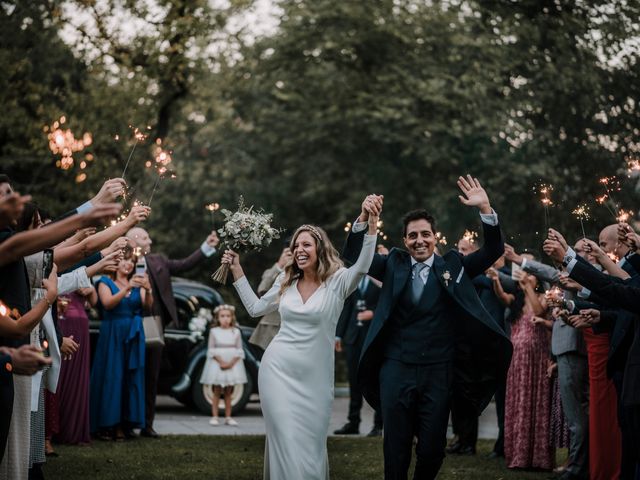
top-left (121, 125), bottom-right (150, 180)
top-left (462, 229), bottom-right (478, 244)
top-left (572, 204), bottom-right (590, 238)
top-left (46, 116), bottom-right (92, 171)
top-left (617, 209), bottom-right (634, 224)
top-left (206, 202), bottom-right (220, 228)
top-left (436, 232), bottom-right (447, 246)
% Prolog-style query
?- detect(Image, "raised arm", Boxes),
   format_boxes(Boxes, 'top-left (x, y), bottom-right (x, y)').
top-left (456, 176), bottom-right (504, 278)
top-left (0, 204), bottom-right (122, 267)
top-left (53, 205), bottom-right (149, 271)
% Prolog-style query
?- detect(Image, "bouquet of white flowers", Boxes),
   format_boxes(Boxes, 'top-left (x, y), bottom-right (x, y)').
top-left (188, 308), bottom-right (212, 334)
top-left (211, 197), bottom-right (282, 284)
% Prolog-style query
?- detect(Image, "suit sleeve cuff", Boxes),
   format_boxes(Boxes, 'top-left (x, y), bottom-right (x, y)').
top-left (479, 210), bottom-right (498, 226)
top-left (352, 219), bottom-right (368, 233)
top-left (577, 287), bottom-right (591, 299)
top-left (200, 242), bottom-right (217, 257)
top-left (564, 247), bottom-right (578, 273)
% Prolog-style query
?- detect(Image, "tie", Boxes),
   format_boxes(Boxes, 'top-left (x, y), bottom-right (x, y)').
top-left (358, 277), bottom-right (368, 295)
top-left (412, 263), bottom-right (427, 303)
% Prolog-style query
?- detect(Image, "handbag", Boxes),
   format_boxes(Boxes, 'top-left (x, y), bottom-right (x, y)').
top-left (143, 315), bottom-right (165, 347)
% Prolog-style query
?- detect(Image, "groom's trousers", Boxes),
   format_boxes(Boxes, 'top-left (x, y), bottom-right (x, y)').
top-left (379, 359), bottom-right (452, 480)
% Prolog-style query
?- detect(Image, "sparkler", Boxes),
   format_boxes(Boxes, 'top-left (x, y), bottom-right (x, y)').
top-left (344, 222), bottom-right (352, 232)
top-left (535, 183), bottom-right (554, 232)
top-left (598, 176), bottom-right (622, 219)
top-left (205, 202), bottom-right (220, 228)
top-left (435, 232), bottom-right (447, 246)
top-left (572, 204), bottom-right (590, 239)
top-left (121, 126), bottom-right (148, 180)
top-left (147, 167), bottom-right (176, 207)
top-left (616, 209), bottom-right (634, 224)
top-left (462, 229), bottom-right (478, 244)
top-left (627, 158), bottom-right (640, 176)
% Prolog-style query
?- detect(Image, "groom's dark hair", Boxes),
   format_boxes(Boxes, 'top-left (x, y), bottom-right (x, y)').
top-left (401, 210), bottom-right (436, 237)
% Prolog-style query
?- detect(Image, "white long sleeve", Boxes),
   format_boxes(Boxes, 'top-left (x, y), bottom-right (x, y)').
top-left (233, 272), bottom-right (284, 318)
top-left (58, 267), bottom-right (91, 295)
top-left (330, 234), bottom-right (376, 300)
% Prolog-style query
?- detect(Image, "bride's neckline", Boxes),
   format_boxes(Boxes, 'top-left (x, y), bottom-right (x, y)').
top-left (295, 279), bottom-right (323, 305)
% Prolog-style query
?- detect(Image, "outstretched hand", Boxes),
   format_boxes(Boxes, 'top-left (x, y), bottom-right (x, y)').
top-left (457, 175), bottom-right (491, 214)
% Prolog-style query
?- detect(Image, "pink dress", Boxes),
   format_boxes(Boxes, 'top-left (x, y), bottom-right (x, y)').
top-left (504, 311), bottom-right (553, 470)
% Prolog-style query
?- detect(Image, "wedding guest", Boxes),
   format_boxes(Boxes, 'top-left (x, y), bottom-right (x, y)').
top-left (50, 287), bottom-right (98, 446)
top-left (248, 246), bottom-right (292, 352)
top-left (125, 227), bottom-right (219, 438)
top-left (496, 260), bottom-right (554, 471)
top-left (90, 253), bottom-right (152, 440)
top-left (334, 274), bottom-right (383, 437)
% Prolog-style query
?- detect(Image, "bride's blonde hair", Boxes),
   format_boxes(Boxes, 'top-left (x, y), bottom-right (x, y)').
top-left (279, 225), bottom-right (343, 296)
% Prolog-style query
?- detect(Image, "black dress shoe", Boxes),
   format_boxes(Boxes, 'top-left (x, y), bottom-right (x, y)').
top-left (458, 446), bottom-right (476, 456)
top-left (445, 441), bottom-right (462, 454)
top-left (486, 451), bottom-right (503, 459)
top-left (140, 427), bottom-right (160, 438)
top-left (333, 423), bottom-right (359, 435)
top-left (366, 426), bottom-right (382, 437)
top-left (123, 428), bottom-right (138, 439)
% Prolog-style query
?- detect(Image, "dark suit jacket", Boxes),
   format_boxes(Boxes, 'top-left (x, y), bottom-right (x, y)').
top-left (569, 260), bottom-right (640, 405)
top-left (145, 248), bottom-right (207, 329)
top-left (336, 280), bottom-right (381, 346)
top-left (344, 221), bottom-right (512, 413)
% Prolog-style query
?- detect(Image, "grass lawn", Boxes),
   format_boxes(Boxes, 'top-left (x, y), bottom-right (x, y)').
top-left (45, 436), bottom-right (563, 479)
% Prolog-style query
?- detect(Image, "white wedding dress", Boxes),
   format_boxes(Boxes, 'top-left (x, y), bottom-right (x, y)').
top-left (233, 234), bottom-right (376, 479)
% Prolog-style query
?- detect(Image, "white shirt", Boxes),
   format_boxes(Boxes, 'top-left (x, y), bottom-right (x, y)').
top-left (410, 255), bottom-right (435, 285)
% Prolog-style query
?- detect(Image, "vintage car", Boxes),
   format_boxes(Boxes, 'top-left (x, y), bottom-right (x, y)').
top-left (89, 277), bottom-right (263, 415)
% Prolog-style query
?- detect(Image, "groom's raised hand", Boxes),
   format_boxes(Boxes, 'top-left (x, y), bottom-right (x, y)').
top-left (359, 194), bottom-right (384, 223)
top-left (457, 175), bottom-right (492, 214)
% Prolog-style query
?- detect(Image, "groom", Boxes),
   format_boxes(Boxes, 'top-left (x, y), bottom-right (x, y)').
top-left (344, 176), bottom-right (512, 480)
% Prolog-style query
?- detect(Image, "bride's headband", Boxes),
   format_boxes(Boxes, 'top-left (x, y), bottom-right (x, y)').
top-left (297, 224), bottom-right (323, 243)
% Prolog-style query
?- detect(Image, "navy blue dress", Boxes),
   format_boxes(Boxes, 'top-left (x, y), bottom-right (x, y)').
top-left (90, 277), bottom-right (145, 431)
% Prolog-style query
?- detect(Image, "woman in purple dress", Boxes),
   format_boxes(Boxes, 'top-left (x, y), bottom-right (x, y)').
top-left (51, 288), bottom-right (97, 445)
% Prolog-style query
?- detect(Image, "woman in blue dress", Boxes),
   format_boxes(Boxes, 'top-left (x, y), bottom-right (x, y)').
top-left (90, 251), bottom-right (152, 440)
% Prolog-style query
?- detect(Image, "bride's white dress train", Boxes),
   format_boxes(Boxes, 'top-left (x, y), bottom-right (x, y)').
top-left (233, 234), bottom-right (376, 479)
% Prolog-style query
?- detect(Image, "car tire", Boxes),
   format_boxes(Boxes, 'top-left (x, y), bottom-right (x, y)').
top-left (191, 360), bottom-right (254, 416)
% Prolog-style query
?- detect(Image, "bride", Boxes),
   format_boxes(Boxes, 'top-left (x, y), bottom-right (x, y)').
top-left (221, 197), bottom-right (381, 479)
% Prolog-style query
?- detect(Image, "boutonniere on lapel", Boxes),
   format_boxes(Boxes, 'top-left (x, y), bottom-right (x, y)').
top-left (442, 270), bottom-right (451, 287)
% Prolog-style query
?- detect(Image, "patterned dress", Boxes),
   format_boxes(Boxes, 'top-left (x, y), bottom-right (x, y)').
top-left (504, 311), bottom-right (554, 470)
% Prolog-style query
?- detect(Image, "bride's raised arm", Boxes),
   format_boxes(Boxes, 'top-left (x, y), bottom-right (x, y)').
top-left (223, 250), bottom-right (282, 318)
top-left (332, 198), bottom-right (382, 299)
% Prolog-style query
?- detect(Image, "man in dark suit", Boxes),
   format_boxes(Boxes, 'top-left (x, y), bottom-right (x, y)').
top-left (334, 275), bottom-right (383, 436)
top-left (126, 227), bottom-right (219, 438)
top-left (344, 176), bottom-right (511, 480)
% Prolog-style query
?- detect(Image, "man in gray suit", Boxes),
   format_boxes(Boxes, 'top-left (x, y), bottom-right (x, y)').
top-left (505, 243), bottom-right (589, 480)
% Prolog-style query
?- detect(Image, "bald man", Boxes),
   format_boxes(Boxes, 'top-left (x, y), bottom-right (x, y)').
top-left (126, 227), bottom-right (219, 437)
top-left (599, 224), bottom-right (636, 276)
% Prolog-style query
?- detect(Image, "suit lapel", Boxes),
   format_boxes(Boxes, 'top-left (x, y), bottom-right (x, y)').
top-left (392, 254), bottom-right (411, 301)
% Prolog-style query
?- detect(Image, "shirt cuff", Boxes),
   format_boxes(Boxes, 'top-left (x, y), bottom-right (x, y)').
top-left (577, 287), bottom-right (591, 299)
top-left (352, 220), bottom-right (368, 233)
top-left (77, 200), bottom-right (93, 214)
top-left (521, 258), bottom-right (528, 269)
top-left (564, 247), bottom-right (577, 272)
top-left (479, 210), bottom-right (498, 226)
top-left (200, 241), bottom-right (217, 257)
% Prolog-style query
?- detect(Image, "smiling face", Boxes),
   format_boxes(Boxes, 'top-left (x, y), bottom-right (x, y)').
top-left (293, 231), bottom-right (319, 271)
top-left (404, 219), bottom-right (437, 262)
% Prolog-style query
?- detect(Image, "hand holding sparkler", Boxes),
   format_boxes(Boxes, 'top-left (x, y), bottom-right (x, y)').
top-left (124, 205), bottom-right (151, 227)
top-left (90, 178), bottom-right (126, 205)
top-left (547, 228), bottom-right (569, 251)
top-left (558, 272), bottom-right (583, 292)
top-left (569, 309), bottom-right (601, 329)
top-left (543, 230), bottom-right (568, 263)
top-left (101, 237), bottom-right (130, 258)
